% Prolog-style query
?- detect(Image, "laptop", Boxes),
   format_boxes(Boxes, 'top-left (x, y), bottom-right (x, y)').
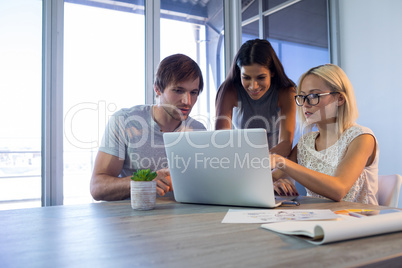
top-left (163, 128), bottom-right (298, 208)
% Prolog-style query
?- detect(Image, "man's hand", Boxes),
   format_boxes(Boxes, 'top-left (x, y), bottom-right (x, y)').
top-left (153, 168), bottom-right (172, 196)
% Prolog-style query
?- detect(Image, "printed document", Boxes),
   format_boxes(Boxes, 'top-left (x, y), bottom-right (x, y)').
top-left (221, 209), bottom-right (339, 223)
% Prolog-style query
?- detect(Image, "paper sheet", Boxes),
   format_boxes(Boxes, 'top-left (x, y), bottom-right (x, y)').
top-left (221, 209), bottom-right (340, 223)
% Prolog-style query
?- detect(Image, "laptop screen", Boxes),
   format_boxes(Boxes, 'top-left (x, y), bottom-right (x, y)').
top-left (163, 129), bottom-right (277, 208)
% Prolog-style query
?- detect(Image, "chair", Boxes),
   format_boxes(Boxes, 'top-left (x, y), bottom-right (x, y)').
top-left (377, 174), bottom-right (402, 208)
top-left (295, 181), bottom-right (307, 196)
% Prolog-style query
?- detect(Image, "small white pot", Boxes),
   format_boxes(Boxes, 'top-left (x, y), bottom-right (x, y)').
top-left (130, 180), bottom-right (157, 210)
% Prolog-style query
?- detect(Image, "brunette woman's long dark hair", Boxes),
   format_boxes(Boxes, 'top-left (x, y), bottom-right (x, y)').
top-left (216, 39), bottom-right (294, 106)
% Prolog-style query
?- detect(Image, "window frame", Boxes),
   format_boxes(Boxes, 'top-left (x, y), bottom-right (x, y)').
top-left (42, 0), bottom-right (64, 206)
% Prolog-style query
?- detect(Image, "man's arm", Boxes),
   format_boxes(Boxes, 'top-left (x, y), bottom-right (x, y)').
top-left (90, 151), bottom-right (130, 201)
top-left (90, 151), bottom-right (173, 201)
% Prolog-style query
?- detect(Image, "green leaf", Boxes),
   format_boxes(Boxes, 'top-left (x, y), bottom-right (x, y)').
top-left (131, 169), bottom-right (157, 181)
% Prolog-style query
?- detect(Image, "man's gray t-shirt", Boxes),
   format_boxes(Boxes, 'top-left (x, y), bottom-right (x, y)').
top-left (99, 105), bottom-right (206, 177)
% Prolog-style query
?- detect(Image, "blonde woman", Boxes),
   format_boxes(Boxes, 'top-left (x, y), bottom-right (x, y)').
top-left (271, 64), bottom-right (379, 204)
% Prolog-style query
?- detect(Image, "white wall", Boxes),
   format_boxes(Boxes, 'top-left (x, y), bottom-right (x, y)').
top-left (337, 0), bottom-right (402, 176)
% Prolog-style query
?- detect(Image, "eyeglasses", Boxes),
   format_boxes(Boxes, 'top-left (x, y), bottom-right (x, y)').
top-left (295, 92), bottom-right (339, 106)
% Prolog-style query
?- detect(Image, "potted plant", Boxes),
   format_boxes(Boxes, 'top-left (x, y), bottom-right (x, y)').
top-left (130, 169), bottom-right (157, 210)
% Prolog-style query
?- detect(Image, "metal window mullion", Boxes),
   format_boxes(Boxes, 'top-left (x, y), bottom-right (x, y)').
top-left (42, 0), bottom-right (64, 207)
top-left (242, 16), bottom-right (259, 27)
top-left (328, 0), bottom-right (340, 66)
top-left (242, 0), bottom-right (302, 28)
top-left (258, 0), bottom-right (263, 39)
top-left (145, 0), bottom-right (160, 104)
top-left (262, 0), bottom-right (302, 17)
top-left (223, 0), bottom-right (241, 77)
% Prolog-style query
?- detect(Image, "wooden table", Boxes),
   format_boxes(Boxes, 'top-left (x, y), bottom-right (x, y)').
top-left (1, 196), bottom-right (401, 268)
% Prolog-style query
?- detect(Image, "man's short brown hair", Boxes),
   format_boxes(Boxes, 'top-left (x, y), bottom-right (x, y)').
top-left (154, 54), bottom-right (204, 93)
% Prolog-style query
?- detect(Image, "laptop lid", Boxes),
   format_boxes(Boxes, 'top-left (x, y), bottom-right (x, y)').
top-left (163, 128), bottom-right (278, 208)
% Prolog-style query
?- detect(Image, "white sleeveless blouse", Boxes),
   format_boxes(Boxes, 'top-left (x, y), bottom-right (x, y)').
top-left (297, 125), bottom-right (379, 205)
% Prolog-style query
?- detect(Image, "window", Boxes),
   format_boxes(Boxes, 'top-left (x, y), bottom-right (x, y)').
top-left (64, 0), bottom-right (145, 204)
top-left (63, 0), bottom-right (224, 205)
top-left (160, 18), bottom-right (207, 123)
top-left (160, 0), bottom-right (224, 129)
top-left (0, 0), bottom-right (42, 210)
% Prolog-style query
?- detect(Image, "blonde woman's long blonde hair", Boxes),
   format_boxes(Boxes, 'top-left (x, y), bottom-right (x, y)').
top-left (297, 64), bottom-right (358, 134)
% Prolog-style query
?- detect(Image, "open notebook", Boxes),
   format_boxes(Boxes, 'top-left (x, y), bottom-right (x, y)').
top-left (261, 210), bottom-right (402, 245)
top-left (163, 128), bottom-right (298, 208)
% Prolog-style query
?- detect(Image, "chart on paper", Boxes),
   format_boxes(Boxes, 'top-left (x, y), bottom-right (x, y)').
top-left (222, 209), bottom-right (340, 223)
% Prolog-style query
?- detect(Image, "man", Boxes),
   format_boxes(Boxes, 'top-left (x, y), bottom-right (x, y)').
top-left (90, 54), bottom-right (206, 201)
